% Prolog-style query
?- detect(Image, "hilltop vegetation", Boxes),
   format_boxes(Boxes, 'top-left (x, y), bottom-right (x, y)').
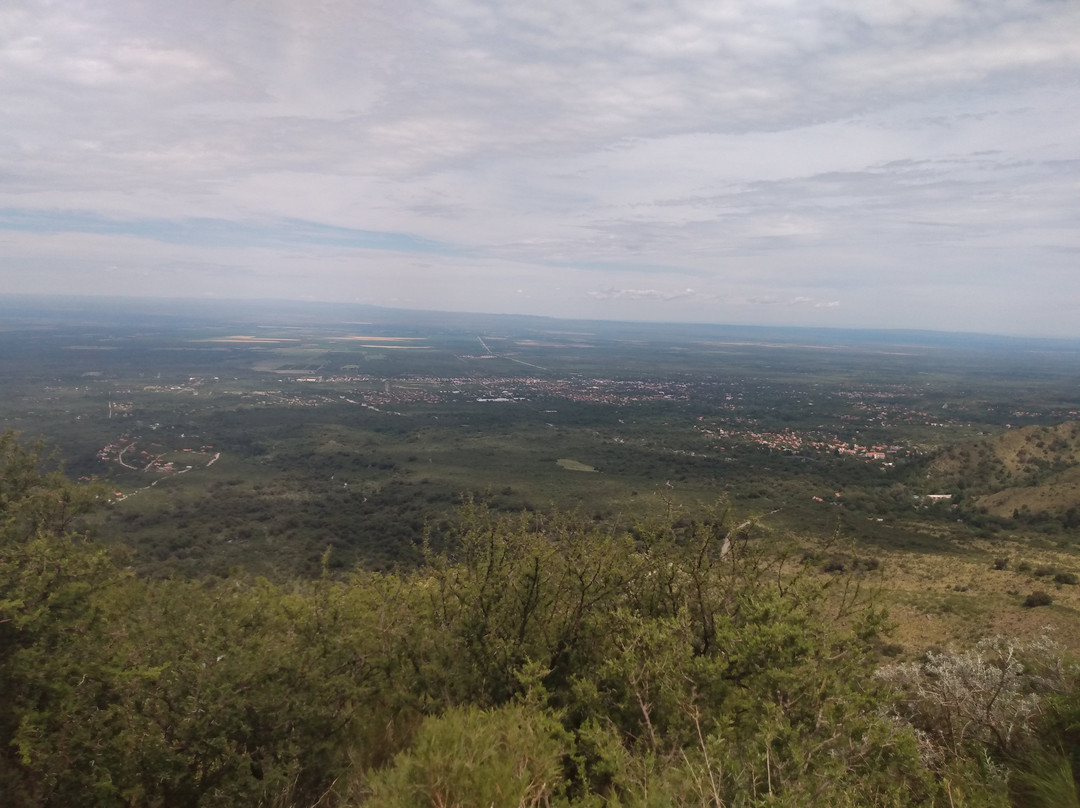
top-left (4, 432), bottom-right (1080, 807)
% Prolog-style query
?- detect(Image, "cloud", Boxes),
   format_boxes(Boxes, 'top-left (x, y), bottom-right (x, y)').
top-left (0, 209), bottom-right (461, 255)
top-left (741, 295), bottom-right (842, 308)
top-left (0, 0), bottom-right (1078, 335)
top-left (587, 289), bottom-right (842, 309)
top-left (588, 287), bottom-right (705, 302)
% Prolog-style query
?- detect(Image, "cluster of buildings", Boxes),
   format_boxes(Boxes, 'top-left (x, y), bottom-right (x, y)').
top-left (96, 438), bottom-right (214, 473)
top-left (694, 419), bottom-right (908, 463)
top-left (268, 374), bottom-right (703, 408)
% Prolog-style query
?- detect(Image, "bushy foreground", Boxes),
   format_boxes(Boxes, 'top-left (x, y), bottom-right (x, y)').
top-left (2, 432), bottom-right (1078, 807)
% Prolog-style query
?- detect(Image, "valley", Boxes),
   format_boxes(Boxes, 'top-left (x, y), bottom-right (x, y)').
top-left (3, 296), bottom-right (1080, 650)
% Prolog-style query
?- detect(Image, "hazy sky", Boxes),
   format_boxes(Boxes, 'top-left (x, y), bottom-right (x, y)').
top-left (2, 1), bottom-right (1079, 335)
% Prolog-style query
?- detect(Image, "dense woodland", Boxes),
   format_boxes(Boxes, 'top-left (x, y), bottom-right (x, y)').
top-left (4, 430), bottom-right (1080, 807)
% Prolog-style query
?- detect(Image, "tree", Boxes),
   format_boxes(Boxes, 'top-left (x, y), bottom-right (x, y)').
top-left (0, 431), bottom-right (116, 804)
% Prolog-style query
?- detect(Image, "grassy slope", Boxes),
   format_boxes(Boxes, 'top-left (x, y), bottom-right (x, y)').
top-left (925, 421), bottom-right (1080, 516)
top-left (873, 538), bottom-right (1080, 652)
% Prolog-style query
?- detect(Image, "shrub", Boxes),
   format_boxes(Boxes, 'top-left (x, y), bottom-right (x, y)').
top-left (1024, 591), bottom-right (1054, 608)
top-left (993, 557), bottom-right (1009, 570)
top-left (821, 554), bottom-right (880, 574)
top-left (876, 633), bottom-right (1066, 759)
top-left (822, 555), bottom-right (848, 573)
top-left (1053, 572), bottom-right (1078, 586)
top-left (857, 556), bottom-right (882, 572)
top-left (364, 703), bottom-right (570, 808)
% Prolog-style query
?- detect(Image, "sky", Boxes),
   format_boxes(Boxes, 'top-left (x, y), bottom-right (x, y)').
top-left (1, 0), bottom-right (1079, 336)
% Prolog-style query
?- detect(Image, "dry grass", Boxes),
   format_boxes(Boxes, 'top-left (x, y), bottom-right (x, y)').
top-left (864, 540), bottom-right (1080, 653)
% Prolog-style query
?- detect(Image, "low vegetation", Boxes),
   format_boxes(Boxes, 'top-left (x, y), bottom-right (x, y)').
top-left (4, 433), bottom-right (1080, 807)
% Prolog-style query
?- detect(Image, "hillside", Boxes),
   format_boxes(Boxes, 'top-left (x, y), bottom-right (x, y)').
top-left (5, 431), bottom-right (1080, 808)
top-left (925, 421), bottom-right (1080, 521)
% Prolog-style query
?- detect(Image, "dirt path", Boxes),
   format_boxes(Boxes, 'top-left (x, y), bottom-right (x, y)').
top-left (720, 509), bottom-right (782, 558)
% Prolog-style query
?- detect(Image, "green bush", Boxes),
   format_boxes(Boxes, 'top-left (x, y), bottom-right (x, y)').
top-left (1024, 591), bottom-right (1054, 607)
top-left (364, 704), bottom-right (570, 808)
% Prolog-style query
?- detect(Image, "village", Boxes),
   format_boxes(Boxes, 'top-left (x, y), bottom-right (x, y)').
top-left (91, 437), bottom-right (221, 501)
top-left (694, 417), bottom-right (912, 464)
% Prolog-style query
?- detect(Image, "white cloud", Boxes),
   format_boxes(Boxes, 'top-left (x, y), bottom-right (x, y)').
top-left (0, 0), bottom-right (1078, 335)
top-left (588, 287), bottom-right (703, 302)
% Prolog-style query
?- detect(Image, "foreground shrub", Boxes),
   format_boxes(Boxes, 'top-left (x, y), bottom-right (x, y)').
top-left (876, 634), bottom-right (1068, 761)
top-left (364, 703), bottom-right (570, 807)
top-left (0, 435), bottom-right (1028, 807)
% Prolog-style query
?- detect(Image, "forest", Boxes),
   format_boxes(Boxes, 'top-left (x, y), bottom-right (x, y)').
top-left (4, 430), bottom-right (1080, 807)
